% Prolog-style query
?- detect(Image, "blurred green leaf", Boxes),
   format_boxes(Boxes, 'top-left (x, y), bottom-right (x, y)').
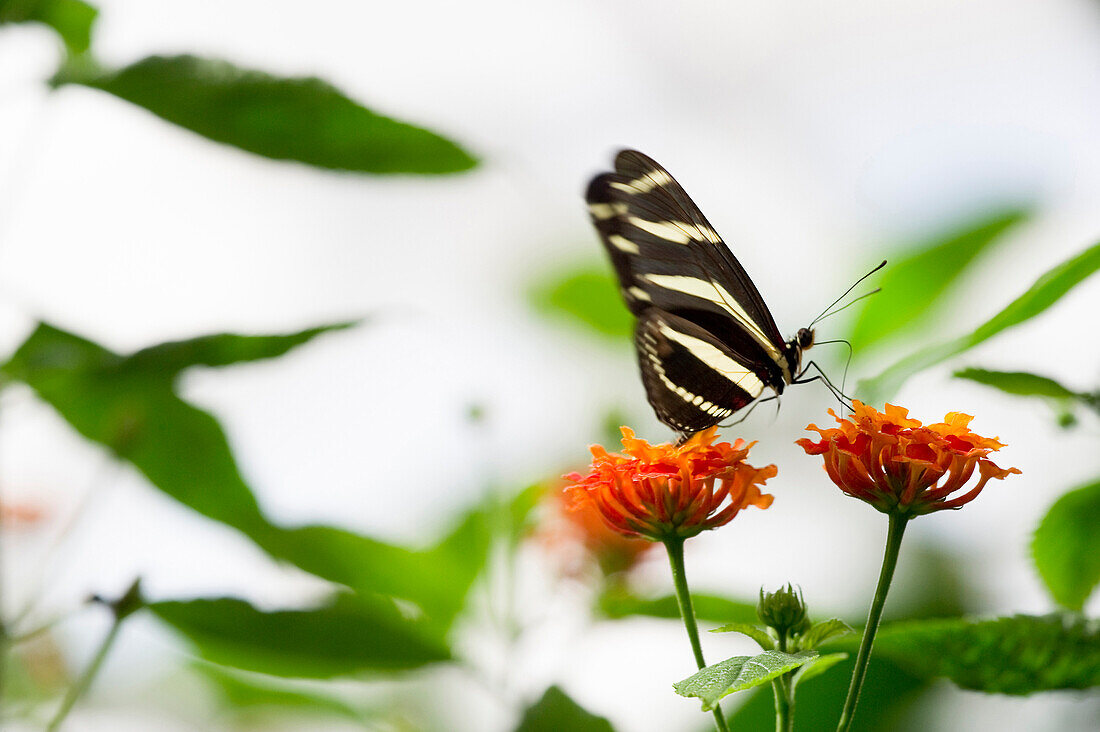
top-left (954, 368), bottom-right (1098, 427)
top-left (1033, 479), bottom-right (1100, 611)
top-left (596, 587), bottom-right (759, 626)
top-left (529, 263), bottom-right (632, 340)
top-left (0, 322), bottom-right (495, 629)
top-left (1, 322), bottom-right (348, 531)
top-left (791, 652), bottom-right (848, 689)
top-left (724, 656), bottom-right (925, 731)
top-left (124, 323), bottom-right (357, 374)
top-left (860, 240), bottom-right (1100, 400)
top-left (797, 619), bottom-right (854, 651)
top-left (195, 662), bottom-right (365, 723)
top-left (674, 650), bottom-right (817, 710)
top-left (62, 55), bottom-right (477, 174)
top-left (515, 686), bottom-right (615, 732)
top-left (151, 594), bottom-right (450, 678)
top-left (869, 614), bottom-right (1100, 694)
top-left (710, 621), bottom-right (775, 651)
top-left (954, 367), bottom-right (1080, 399)
top-left (0, 0), bottom-right (97, 54)
top-left (848, 211), bottom-right (1026, 355)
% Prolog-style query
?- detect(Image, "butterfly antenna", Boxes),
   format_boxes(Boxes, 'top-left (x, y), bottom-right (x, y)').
top-left (814, 288), bottom-right (882, 323)
top-left (809, 260), bottom-right (887, 328)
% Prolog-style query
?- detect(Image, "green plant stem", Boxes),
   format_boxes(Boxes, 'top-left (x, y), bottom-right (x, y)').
top-left (46, 613), bottom-right (124, 732)
top-left (664, 537), bottom-right (730, 732)
top-left (836, 513), bottom-right (908, 732)
top-left (772, 634), bottom-right (793, 732)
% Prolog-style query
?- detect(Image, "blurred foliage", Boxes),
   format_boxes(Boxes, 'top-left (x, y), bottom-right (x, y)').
top-left (847, 211), bottom-right (1027, 355)
top-left (860, 240), bottom-right (1100, 400)
top-left (954, 367), bottom-right (1099, 426)
top-left (865, 614), bottom-right (1100, 694)
top-left (1032, 479), bottom-right (1100, 611)
top-left (195, 662), bottom-right (366, 724)
top-left (59, 55), bottom-right (477, 174)
top-left (674, 650), bottom-right (818, 710)
top-left (0, 0), bottom-right (96, 54)
top-left (514, 686), bottom-right (616, 732)
top-left (724, 656), bottom-right (926, 732)
top-left (0, 322), bottom-right (515, 631)
top-left (528, 262), bottom-right (632, 341)
top-left (150, 595), bottom-right (450, 678)
top-left (596, 586), bottom-right (759, 626)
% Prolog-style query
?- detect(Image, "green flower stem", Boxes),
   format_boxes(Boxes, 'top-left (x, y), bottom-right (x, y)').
top-left (46, 612), bottom-right (125, 732)
top-left (772, 634), bottom-right (794, 732)
top-left (664, 537), bottom-right (730, 732)
top-left (837, 513), bottom-right (909, 732)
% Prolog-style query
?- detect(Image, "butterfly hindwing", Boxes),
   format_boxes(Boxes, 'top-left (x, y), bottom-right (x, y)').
top-left (635, 310), bottom-right (766, 434)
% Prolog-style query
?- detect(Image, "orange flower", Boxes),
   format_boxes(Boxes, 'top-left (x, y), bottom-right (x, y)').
top-left (797, 401), bottom-right (1020, 515)
top-left (543, 482), bottom-right (655, 576)
top-left (565, 426), bottom-right (776, 541)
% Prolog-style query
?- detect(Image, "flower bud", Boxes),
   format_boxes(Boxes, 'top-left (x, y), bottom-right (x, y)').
top-left (757, 584), bottom-right (809, 638)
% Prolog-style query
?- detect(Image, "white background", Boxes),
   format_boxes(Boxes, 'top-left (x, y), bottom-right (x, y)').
top-left (1, 1), bottom-right (1099, 730)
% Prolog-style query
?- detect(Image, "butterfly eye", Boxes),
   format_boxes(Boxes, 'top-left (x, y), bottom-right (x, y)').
top-left (798, 328), bottom-right (815, 350)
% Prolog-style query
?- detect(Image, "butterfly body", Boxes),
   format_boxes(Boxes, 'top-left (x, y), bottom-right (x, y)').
top-left (586, 150), bottom-right (815, 435)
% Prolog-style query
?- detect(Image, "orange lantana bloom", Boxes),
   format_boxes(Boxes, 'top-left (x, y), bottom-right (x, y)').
top-left (565, 427), bottom-right (776, 541)
top-left (797, 401), bottom-right (1020, 516)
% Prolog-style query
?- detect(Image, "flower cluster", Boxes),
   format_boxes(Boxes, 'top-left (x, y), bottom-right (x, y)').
top-left (797, 401), bottom-right (1020, 516)
top-left (565, 426), bottom-right (776, 541)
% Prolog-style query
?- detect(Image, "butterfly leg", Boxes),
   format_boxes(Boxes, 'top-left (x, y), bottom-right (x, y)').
top-left (793, 361), bottom-right (853, 411)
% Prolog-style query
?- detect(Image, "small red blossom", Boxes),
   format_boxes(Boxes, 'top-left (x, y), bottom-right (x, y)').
top-left (565, 426), bottom-right (776, 541)
top-left (797, 401), bottom-right (1021, 515)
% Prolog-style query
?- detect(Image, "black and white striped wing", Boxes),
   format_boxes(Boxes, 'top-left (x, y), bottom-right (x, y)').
top-left (586, 150), bottom-right (790, 432)
top-left (636, 311), bottom-right (767, 433)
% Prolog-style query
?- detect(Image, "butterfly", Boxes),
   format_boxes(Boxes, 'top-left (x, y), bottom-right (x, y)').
top-left (586, 149), bottom-right (820, 436)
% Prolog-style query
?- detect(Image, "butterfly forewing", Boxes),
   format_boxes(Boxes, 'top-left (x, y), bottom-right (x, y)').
top-left (587, 149), bottom-right (797, 434)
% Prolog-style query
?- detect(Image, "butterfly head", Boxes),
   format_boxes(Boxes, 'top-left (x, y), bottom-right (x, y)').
top-left (782, 328), bottom-right (815, 383)
top-left (796, 328), bottom-right (815, 351)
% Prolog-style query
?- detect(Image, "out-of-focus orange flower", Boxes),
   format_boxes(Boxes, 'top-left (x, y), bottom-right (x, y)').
top-left (1, 501), bottom-right (46, 528)
top-left (543, 482), bottom-right (655, 576)
top-left (565, 426), bottom-right (776, 541)
top-left (797, 401), bottom-right (1020, 515)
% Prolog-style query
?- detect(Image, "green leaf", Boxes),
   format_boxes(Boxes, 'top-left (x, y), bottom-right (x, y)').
top-left (596, 587), bottom-right (759, 626)
top-left (1032, 479), bottom-right (1100, 611)
top-left (797, 619), bottom-right (854, 651)
top-left (195, 662), bottom-right (364, 722)
top-left (150, 594), bottom-right (450, 678)
top-left (514, 686), bottom-right (615, 732)
top-left (0, 0), bottom-right (97, 54)
top-left (0, 322), bottom-right (493, 629)
top-left (870, 614), bottom-right (1100, 694)
top-left (124, 323), bottom-right (357, 375)
top-left (860, 240), bottom-right (1100, 400)
top-left (791, 652), bottom-right (848, 689)
top-left (724, 656), bottom-right (926, 731)
top-left (710, 622), bottom-right (774, 650)
top-left (848, 210), bottom-right (1027, 354)
top-left (63, 55), bottom-right (477, 174)
top-left (953, 367), bottom-right (1081, 399)
top-left (528, 263), bottom-right (632, 340)
top-left (673, 650), bottom-right (817, 710)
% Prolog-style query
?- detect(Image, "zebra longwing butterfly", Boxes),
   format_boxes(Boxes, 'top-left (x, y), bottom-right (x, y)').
top-left (586, 150), bottom-right (816, 436)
